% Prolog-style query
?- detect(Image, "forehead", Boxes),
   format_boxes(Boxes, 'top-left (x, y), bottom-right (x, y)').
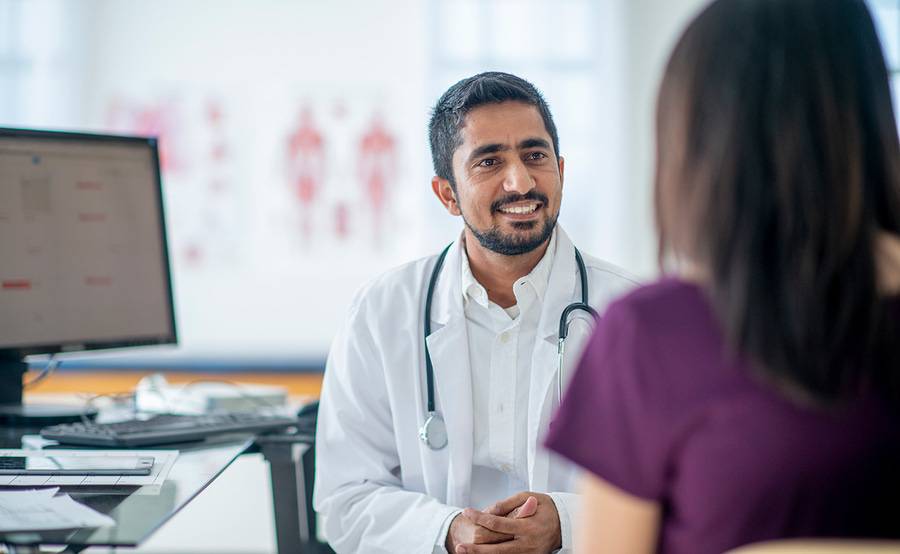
top-left (456, 101), bottom-right (550, 152)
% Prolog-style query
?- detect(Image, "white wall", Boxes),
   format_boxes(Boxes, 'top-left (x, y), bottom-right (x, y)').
top-left (80, 0), bottom-right (433, 358)
top-left (621, 0), bottom-right (709, 276)
top-left (0, 0), bottom-right (714, 363)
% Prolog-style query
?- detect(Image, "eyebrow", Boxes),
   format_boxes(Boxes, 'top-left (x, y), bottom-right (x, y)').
top-left (467, 137), bottom-right (552, 163)
top-left (468, 143), bottom-right (508, 162)
top-left (518, 137), bottom-right (551, 150)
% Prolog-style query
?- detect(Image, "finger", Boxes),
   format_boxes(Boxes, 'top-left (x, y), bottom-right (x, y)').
top-left (509, 496), bottom-right (537, 519)
top-left (462, 508), bottom-right (524, 535)
top-left (484, 492), bottom-right (530, 516)
top-left (472, 526), bottom-right (513, 544)
top-left (457, 540), bottom-right (523, 554)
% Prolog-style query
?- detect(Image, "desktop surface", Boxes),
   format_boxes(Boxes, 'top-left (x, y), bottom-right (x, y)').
top-left (0, 436), bottom-right (252, 548)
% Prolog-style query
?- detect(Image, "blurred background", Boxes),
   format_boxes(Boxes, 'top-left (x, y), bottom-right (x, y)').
top-left (1, 1), bottom-right (899, 552)
top-left (1, 0), bottom-right (897, 367)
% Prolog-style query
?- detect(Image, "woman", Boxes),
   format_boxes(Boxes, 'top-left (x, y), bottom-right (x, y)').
top-left (544, 0), bottom-right (900, 552)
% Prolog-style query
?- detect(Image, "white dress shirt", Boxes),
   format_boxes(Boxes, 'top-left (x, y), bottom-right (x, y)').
top-left (436, 231), bottom-right (559, 549)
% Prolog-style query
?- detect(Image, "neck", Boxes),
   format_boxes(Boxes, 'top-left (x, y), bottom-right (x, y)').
top-left (463, 230), bottom-right (550, 308)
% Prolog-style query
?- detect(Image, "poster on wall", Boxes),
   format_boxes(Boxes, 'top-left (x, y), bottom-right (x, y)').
top-left (101, 87), bottom-right (423, 356)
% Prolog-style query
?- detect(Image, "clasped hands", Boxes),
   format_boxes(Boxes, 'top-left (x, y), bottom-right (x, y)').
top-left (446, 491), bottom-right (562, 554)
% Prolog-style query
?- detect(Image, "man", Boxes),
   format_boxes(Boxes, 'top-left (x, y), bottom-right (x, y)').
top-left (314, 72), bottom-right (636, 553)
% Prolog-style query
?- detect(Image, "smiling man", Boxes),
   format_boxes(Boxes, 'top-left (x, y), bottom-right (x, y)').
top-left (314, 72), bottom-right (636, 554)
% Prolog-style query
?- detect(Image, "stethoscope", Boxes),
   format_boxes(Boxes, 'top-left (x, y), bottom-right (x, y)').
top-left (418, 243), bottom-right (598, 450)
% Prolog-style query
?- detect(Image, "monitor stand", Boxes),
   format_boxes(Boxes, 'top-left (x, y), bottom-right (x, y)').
top-left (0, 358), bottom-right (97, 427)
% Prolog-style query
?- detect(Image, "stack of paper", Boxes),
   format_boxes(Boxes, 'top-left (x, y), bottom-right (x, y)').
top-left (0, 488), bottom-right (114, 531)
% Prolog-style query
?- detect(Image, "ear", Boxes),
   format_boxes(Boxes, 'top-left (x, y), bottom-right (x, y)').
top-left (431, 176), bottom-right (461, 216)
top-left (557, 156), bottom-right (565, 189)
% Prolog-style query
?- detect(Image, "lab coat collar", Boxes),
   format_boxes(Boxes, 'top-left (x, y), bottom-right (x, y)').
top-left (527, 227), bottom-right (580, 491)
top-left (427, 237), bottom-right (473, 506)
top-left (430, 235), bottom-right (465, 327)
top-left (426, 227), bottom-right (581, 501)
top-left (536, 227), bottom-right (579, 342)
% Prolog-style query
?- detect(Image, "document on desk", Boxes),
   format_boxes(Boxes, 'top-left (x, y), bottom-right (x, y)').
top-left (0, 488), bottom-right (115, 531)
top-left (0, 449), bottom-right (178, 487)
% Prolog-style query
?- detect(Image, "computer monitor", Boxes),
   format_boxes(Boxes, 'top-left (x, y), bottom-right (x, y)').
top-left (0, 127), bottom-right (177, 424)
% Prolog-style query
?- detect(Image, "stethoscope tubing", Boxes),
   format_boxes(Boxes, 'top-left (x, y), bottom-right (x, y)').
top-left (420, 243), bottom-right (597, 450)
top-left (423, 244), bottom-right (452, 414)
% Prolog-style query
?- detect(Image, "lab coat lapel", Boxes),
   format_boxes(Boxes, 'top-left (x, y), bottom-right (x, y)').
top-left (527, 229), bottom-right (579, 491)
top-left (425, 241), bottom-right (473, 508)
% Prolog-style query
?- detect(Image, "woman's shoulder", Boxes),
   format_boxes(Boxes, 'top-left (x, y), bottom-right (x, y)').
top-left (617, 276), bottom-right (702, 302)
top-left (604, 277), bottom-right (714, 333)
top-left (590, 277), bottom-right (732, 393)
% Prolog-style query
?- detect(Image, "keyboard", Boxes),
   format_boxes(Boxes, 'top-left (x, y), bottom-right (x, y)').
top-left (40, 412), bottom-right (300, 447)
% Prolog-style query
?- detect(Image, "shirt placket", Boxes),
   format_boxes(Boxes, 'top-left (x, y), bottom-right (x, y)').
top-left (489, 318), bottom-right (518, 475)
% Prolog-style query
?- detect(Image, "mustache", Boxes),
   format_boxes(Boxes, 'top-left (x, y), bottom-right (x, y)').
top-left (491, 191), bottom-right (549, 213)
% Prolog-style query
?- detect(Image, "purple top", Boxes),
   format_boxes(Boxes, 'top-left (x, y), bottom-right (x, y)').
top-left (545, 279), bottom-right (900, 554)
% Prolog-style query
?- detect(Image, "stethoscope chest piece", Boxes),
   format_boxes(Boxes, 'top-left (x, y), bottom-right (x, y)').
top-left (419, 411), bottom-right (448, 450)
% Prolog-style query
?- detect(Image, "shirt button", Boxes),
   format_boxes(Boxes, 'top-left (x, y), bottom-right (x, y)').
top-left (500, 332), bottom-right (510, 343)
top-left (500, 464), bottom-right (512, 473)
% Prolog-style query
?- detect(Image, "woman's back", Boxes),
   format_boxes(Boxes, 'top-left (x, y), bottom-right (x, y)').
top-left (546, 279), bottom-right (900, 554)
top-left (547, 0), bottom-right (900, 551)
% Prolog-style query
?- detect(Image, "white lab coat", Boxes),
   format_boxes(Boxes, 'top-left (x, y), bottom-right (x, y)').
top-left (314, 228), bottom-right (636, 554)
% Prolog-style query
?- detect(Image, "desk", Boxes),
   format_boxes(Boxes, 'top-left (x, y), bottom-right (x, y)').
top-left (12, 374), bottom-right (330, 553)
top-left (255, 431), bottom-right (333, 554)
top-left (0, 434), bottom-right (253, 553)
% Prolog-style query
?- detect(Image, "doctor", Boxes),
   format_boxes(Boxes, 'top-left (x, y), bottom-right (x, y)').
top-left (314, 72), bottom-right (635, 554)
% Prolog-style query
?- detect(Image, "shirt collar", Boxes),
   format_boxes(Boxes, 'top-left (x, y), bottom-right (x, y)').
top-left (516, 229), bottom-right (556, 304)
top-left (460, 229), bottom-right (558, 310)
top-left (460, 240), bottom-right (489, 308)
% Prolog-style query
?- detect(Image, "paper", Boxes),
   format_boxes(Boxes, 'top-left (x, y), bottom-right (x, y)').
top-left (0, 449), bottom-right (178, 488)
top-left (0, 488), bottom-right (115, 531)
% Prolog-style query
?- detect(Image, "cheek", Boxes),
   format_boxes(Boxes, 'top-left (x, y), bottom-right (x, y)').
top-left (462, 189), bottom-right (492, 213)
top-left (543, 185), bottom-right (563, 206)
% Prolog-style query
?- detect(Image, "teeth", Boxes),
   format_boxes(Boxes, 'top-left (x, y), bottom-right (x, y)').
top-left (499, 203), bottom-right (538, 214)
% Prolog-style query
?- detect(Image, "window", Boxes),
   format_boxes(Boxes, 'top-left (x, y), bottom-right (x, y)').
top-left (869, 0), bottom-right (900, 127)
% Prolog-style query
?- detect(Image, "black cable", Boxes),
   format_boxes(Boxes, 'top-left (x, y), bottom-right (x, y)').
top-left (22, 354), bottom-right (60, 389)
top-left (423, 244), bottom-right (452, 413)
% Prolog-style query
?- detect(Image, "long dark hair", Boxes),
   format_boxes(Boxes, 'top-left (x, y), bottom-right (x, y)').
top-left (655, 0), bottom-right (900, 400)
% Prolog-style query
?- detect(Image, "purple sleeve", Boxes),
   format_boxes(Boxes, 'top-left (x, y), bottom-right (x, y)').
top-left (545, 298), bottom-right (672, 500)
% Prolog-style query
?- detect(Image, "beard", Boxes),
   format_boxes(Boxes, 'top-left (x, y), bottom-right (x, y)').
top-left (461, 191), bottom-right (558, 256)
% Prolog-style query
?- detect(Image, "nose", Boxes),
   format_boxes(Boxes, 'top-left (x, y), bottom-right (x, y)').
top-left (503, 159), bottom-right (535, 195)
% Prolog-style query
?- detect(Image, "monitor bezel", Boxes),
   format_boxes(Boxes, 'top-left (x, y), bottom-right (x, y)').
top-left (0, 126), bottom-right (178, 358)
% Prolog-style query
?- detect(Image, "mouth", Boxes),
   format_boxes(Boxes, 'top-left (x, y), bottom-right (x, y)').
top-left (498, 201), bottom-right (541, 214)
top-left (497, 201), bottom-right (543, 219)
top-left (495, 201), bottom-right (543, 218)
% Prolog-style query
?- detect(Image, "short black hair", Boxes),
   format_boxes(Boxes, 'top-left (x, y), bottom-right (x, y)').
top-left (428, 71), bottom-right (560, 188)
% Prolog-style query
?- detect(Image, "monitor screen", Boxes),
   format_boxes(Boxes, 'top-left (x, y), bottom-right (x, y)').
top-left (0, 128), bottom-right (176, 356)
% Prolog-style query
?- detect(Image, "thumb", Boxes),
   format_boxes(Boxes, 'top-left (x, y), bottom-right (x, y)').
top-left (510, 495), bottom-right (538, 518)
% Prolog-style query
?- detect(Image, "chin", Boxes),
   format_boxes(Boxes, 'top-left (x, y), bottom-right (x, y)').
top-left (509, 221), bottom-right (540, 231)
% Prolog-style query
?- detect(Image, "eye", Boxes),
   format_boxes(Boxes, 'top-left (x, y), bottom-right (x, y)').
top-left (477, 158), bottom-right (499, 167)
top-left (525, 151), bottom-right (547, 161)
